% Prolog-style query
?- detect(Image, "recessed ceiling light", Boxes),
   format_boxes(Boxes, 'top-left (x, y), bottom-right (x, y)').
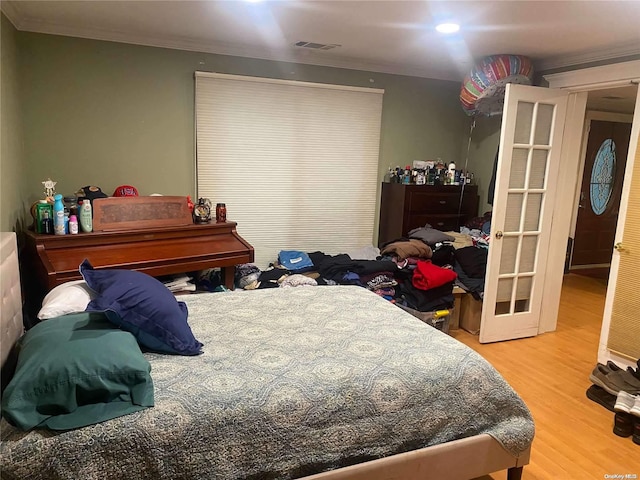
top-left (436, 23), bottom-right (460, 34)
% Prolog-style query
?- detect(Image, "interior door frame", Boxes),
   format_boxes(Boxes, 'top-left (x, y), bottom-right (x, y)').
top-left (541, 60), bottom-right (640, 339)
top-left (567, 111), bottom-right (634, 269)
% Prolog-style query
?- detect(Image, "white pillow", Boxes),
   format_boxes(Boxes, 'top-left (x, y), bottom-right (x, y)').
top-left (37, 280), bottom-right (96, 320)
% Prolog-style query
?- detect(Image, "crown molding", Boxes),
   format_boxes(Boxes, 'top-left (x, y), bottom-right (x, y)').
top-left (538, 41), bottom-right (640, 71)
top-left (544, 60), bottom-right (640, 89)
top-left (11, 4), bottom-right (638, 84)
top-left (12, 16), bottom-right (461, 82)
top-left (0, 0), bottom-right (22, 28)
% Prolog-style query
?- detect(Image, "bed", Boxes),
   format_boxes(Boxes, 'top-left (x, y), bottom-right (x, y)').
top-left (0, 233), bottom-right (533, 480)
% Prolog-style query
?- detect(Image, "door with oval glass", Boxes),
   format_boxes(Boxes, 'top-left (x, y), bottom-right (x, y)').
top-left (571, 119), bottom-right (631, 276)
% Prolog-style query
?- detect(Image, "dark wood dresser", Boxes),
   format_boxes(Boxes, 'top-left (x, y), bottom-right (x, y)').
top-left (378, 183), bottom-right (479, 246)
top-left (22, 222), bottom-right (254, 317)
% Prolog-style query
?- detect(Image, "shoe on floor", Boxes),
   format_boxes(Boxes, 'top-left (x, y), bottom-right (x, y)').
top-left (613, 412), bottom-right (634, 437)
top-left (590, 364), bottom-right (640, 395)
top-left (631, 395), bottom-right (640, 417)
top-left (606, 361), bottom-right (623, 372)
top-left (614, 391), bottom-right (637, 413)
top-left (586, 385), bottom-right (617, 412)
top-left (602, 360), bottom-right (640, 379)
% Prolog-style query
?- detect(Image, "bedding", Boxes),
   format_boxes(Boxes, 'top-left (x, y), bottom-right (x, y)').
top-left (37, 280), bottom-right (95, 319)
top-left (80, 259), bottom-right (203, 355)
top-left (0, 285), bottom-right (533, 479)
top-left (1, 312), bottom-right (154, 431)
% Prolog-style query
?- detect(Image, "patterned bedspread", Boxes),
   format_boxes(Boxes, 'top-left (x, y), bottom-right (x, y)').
top-left (0, 286), bottom-right (534, 479)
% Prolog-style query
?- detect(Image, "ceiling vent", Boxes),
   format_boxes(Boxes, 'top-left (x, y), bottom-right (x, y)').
top-left (294, 41), bottom-right (341, 51)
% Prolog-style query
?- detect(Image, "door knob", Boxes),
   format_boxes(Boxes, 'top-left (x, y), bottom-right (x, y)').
top-left (495, 231), bottom-right (504, 239)
top-left (614, 242), bottom-right (625, 251)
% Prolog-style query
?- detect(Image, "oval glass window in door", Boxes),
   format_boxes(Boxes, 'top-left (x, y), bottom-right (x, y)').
top-left (590, 139), bottom-right (616, 215)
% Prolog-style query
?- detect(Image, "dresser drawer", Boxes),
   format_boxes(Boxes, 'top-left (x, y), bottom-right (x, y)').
top-left (407, 191), bottom-right (462, 214)
top-left (406, 214), bottom-right (464, 233)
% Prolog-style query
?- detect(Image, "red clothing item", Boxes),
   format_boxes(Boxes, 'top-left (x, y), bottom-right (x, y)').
top-left (412, 260), bottom-right (457, 291)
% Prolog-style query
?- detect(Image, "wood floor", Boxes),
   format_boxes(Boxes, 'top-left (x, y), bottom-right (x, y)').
top-left (449, 274), bottom-right (639, 479)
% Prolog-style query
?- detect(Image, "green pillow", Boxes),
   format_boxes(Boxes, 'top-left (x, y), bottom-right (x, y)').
top-left (1, 312), bottom-right (154, 431)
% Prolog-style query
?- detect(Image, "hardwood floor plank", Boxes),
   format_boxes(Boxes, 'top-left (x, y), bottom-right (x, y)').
top-left (452, 274), bottom-right (640, 479)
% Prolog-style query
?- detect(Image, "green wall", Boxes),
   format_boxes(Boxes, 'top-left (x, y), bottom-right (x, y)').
top-left (1, 14), bottom-right (27, 232)
top-left (12, 30), bottom-right (470, 240)
top-left (467, 116), bottom-right (502, 215)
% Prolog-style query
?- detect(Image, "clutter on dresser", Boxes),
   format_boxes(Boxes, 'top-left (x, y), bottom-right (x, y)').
top-left (384, 160), bottom-right (474, 186)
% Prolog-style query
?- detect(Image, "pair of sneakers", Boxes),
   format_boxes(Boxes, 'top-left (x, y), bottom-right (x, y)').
top-left (613, 390), bottom-right (640, 444)
top-left (590, 360), bottom-right (640, 395)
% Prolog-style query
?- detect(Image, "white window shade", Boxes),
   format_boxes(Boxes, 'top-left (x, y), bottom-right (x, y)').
top-left (195, 72), bottom-right (384, 268)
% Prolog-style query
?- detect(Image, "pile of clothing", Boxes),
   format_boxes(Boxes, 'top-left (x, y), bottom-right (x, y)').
top-left (380, 233), bottom-right (457, 312)
top-left (234, 226), bottom-right (463, 314)
top-left (235, 249), bottom-right (401, 300)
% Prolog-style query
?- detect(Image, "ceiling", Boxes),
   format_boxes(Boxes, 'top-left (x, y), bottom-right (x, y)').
top-left (2, 0), bottom-right (638, 113)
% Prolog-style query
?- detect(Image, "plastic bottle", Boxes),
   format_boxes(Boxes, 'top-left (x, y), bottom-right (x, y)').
top-left (69, 215), bottom-right (79, 234)
top-left (53, 194), bottom-right (66, 235)
top-left (403, 165), bottom-right (411, 184)
top-left (447, 162), bottom-right (456, 185)
top-left (40, 210), bottom-right (53, 234)
top-left (79, 199), bottom-right (93, 233)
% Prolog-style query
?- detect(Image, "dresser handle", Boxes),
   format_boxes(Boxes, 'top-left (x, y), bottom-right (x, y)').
top-left (437, 222), bottom-right (444, 226)
top-left (439, 200), bottom-right (446, 205)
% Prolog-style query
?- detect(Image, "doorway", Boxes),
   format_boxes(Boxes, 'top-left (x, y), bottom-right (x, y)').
top-left (570, 107), bottom-right (634, 280)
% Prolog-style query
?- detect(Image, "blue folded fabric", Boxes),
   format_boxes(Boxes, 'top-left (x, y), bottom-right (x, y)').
top-left (80, 259), bottom-right (203, 356)
top-left (278, 250), bottom-right (313, 271)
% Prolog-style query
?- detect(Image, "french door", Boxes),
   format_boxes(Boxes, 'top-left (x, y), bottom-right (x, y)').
top-left (480, 84), bottom-right (569, 343)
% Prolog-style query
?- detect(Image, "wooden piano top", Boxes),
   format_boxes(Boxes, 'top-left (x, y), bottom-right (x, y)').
top-left (23, 221), bottom-right (254, 296)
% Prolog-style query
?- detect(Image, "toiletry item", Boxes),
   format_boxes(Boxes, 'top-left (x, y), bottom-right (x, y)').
top-left (53, 194), bottom-right (66, 235)
top-left (69, 215), bottom-right (79, 234)
top-left (63, 195), bottom-right (78, 220)
top-left (35, 201), bottom-right (53, 234)
top-left (445, 162), bottom-right (454, 185)
top-left (79, 199), bottom-right (93, 233)
top-left (402, 165), bottom-right (411, 184)
top-left (40, 210), bottom-right (53, 234)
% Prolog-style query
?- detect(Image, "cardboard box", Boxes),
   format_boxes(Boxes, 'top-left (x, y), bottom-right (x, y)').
top-left (450, 286), bottom-right (466, 330)
top-left (459, 294), bottom-right (482, 335)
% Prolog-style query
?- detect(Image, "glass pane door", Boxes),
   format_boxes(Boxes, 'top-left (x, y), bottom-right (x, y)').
top-left (480, 85), bottom-right (569, 343)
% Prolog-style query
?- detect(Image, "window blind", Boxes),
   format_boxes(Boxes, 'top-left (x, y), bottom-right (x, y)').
top-left (195, 72), bottom-right (384, 268)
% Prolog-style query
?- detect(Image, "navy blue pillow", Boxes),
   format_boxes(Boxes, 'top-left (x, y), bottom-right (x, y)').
top-left (80, 260), bottom-right (203, 355)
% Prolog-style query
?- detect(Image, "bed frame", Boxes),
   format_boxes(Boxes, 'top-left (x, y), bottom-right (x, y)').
top-left (0, 230), bottom-right (530, 480)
